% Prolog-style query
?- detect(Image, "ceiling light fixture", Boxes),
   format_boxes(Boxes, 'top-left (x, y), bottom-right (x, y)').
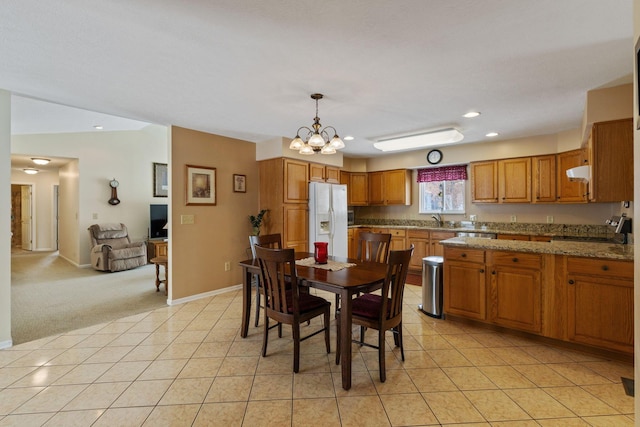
top-left (93, 125), bottom-right (103, 130)
top-left (373, 127), bottom-right (464, 152)
top-left (289, 93), bottom-right (345, 155)
top-left (31, 158), bottom-right (50, 165)
top-left (486, 132), bottom-right (499, 137)
top-left (343, 136), bottom-right (354, 141)
top-left (463, 111), bottom-right (481, 118)
top-left (23, 168), bottom-right (39, 174)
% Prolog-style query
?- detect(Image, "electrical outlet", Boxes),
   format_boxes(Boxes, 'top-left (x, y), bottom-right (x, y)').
top-left (181, 214), bottom-right (195, 225)
top-left (546, 215), bottom-right (554, 224)
top-left (224, 261), bottom-right (231, 271)
top-left (469, 214), bottom-right (477, 222)
top-left (510, 215), bottom-right (517, 223)
top-left (92, 213), bottom-right (98, 220)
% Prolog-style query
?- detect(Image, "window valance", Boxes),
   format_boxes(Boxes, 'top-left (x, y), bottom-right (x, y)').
top-left (417, 164), bottom-right (468, 182)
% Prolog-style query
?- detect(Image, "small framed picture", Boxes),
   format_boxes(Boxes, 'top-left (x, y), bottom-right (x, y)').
top-left (233, 174), bottom-right (246, 193)
top-left (185, 165), bottom-right (216, 206)
top-left (153, 162), bottom-right (168, 197)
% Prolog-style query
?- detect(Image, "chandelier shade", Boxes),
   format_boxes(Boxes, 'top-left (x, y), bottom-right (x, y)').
top-left (289, 93), bottom-right (345, 155)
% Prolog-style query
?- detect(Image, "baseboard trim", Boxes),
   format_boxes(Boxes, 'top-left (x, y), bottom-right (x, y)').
top-left (168, 284), bottom-right (242, 306)
top-left (0, 339), bottom-right (13, 349)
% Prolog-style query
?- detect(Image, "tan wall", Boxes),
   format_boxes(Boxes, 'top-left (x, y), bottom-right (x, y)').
top-left (170, 126), bottom-right (258, 300)
top-left (583, 83), bottom-right (633, 141)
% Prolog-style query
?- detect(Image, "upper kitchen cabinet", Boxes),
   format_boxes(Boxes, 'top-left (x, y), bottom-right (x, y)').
top-left (368, 169), bottom-right (411, 206)
top-left (586, 118), bottom-right (633, 202)
top-left (349, 172), bottom-right (368, 206)
top-left (309, 163), bottom-right (340, 184)
top-left (498, 157), bottom-right (531, 203)
top-left (471, 161), bottom-right (498, 203)
top-left (532, 154), bottom-right (556, 203)
top-left (556, 149), bottom-right (588, 203)
top-left (283, 159), bottom-right (309, 203)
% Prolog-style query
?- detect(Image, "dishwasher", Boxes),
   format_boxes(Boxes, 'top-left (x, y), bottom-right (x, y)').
top-left (455, 231), bottom-right (497, 239)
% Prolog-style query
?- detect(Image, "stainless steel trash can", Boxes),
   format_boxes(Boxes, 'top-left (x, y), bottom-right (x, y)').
top-left (419, 256), bottom-right (444, 318)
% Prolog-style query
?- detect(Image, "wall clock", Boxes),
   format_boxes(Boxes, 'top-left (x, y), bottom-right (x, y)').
top-left (108, 178), bottom-right (120, 205)
top-left (427, 149), bottom-right (443, 165)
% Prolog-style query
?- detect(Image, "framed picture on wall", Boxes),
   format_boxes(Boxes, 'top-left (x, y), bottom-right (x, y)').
top-left (185, 165), bottom-right (216, 205)
top-left (233, 174), bottom-right (246, 193)
top-left (153, 162), bottom-right (168, 197)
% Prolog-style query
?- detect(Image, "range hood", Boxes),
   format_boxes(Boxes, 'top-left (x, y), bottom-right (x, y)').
top-left (566, 165), bottom-right (591, 182)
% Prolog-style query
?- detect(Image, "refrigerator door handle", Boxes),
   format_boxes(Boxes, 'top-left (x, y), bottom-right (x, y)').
top-left (329, 208), bottom-right (335, 238)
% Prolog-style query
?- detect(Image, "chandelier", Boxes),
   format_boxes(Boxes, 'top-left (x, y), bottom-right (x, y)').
top-left (289, 93), bottom-right (345, 155)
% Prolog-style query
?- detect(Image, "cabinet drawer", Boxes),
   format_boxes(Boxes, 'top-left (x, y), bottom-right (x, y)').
top-left (491, 251), bottom-right (542, 269)
top-left (431, 231), bottom-right (455, 240)
top-left (444, 247), bottom-right (485, 263)
top-left (389, 229), bottom-right (406, 237)
top-left (408, 229), bottom-right (430, 239)
top-left (567, 257), bottom-right (633, 280)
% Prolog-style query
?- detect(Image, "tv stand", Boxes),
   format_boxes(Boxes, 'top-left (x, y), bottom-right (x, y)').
top-left (147, 238), bottom-right (168, 262)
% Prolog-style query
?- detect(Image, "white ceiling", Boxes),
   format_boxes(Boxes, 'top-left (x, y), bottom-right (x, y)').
top-left (1, 0), bottom-right (634, 159)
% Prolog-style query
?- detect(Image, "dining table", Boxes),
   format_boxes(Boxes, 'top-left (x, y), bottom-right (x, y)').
top-left (238, 252), bottom-right (388, 390)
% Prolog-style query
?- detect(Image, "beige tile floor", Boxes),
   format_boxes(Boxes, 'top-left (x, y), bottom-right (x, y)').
top-left (0, 284), bottom-right (634, 426)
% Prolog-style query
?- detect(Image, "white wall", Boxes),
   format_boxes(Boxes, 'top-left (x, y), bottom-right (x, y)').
top-left (12, 126), bottom-right (169, 265)
top-left (0, 90), bottom-right (11, 348)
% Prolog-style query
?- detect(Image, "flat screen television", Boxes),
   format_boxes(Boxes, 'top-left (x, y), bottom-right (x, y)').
top-left (150, 204), bottom-right (168, 239)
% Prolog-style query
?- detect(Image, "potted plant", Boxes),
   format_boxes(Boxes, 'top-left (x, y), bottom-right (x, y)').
top-left (249, 209), bottom-right (268, 236)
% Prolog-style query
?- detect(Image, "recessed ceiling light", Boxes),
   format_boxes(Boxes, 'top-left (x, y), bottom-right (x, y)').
top-left (486, 132), bottom-right (499, 137)
top-left (343, 136), bottom-right (354, 141)
top-left (23, 168), bottom-right (39, 175)
top-left (94, 125), bottom-right (103, 130)
top-left (31, 158), bottom-right (50, 165)
top-left (373, 128), bottom-right (464, 152)
top-left (463, 111), bottom-right (481, 118)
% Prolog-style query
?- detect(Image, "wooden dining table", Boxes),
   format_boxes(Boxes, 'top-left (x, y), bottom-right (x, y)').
top-left (238, 253), bottom-right (388, 390)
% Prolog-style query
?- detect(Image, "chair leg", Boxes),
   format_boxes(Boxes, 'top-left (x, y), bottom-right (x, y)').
top-left (335, 313), bottom-right (341, 365)
top-left (278, 323), bottom-right (283, 338)
top-left (379, 329), bottom-right (386, 383)
top-left (323, 308), bottom-right (331, 354)
top-left (292, 322), bottom-right (301, 373)
top-left (262, 315), bottom-right (269, 357)
top-left (334, 294), bottom-right (340, 318)
top-left (254, 277), bottom-right (260, 327)
top-left (360, 326), bottom-right (366, 344)
top-left (397, 323), bottom-right (405, 361)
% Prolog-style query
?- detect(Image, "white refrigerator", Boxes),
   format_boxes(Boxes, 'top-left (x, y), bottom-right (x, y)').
top-left (308, 182), bottom-right (348, 258)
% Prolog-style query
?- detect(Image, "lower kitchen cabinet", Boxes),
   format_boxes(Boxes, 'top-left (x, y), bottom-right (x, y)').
top-left (488, 251), bottom-right (542, 333)
top-left (444, 247), bottom-right (486, 320)
top-left (566, 256), bottom-right (634, 353)
top-left (430, 231), bottom-right (455, 257)
top-left (408, 230), bottom-right (430, 272)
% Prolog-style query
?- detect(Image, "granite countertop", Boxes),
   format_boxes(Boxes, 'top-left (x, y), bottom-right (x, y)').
top-left (440, 237), bottom-right (634, 261)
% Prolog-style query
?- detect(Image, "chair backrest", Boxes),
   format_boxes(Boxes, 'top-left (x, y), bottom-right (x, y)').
top-left (255, 245), bottom-right (300, 315)
top-left (380, 245), bottom-right (414, 321)
top-left (88, 223), bottom-right (132, 248)
top-left (249, 233), bottom-right (281, 260)
top-left (356, 232), bottom-right (392, 263)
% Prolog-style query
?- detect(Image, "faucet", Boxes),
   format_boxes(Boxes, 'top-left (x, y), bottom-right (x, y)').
top-left (431, 213), bottom-right (443, 227)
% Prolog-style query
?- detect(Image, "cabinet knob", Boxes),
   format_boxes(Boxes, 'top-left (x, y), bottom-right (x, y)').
top-left (568, 279), bottom-right (575, 285)
top-left (461, 253), bottom-right (467, 258)
top-left (601, 265), bottom-right (609, 271)
top-left (491, 270), bottom-right (496, 275)
top-left (512, 257), bottom-right (518, 262)
top-left (479, 269), bottom-right (485, 273)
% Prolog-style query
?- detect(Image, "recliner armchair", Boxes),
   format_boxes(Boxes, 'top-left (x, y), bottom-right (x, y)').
top-left (88, 223), bottom-right (147, 272)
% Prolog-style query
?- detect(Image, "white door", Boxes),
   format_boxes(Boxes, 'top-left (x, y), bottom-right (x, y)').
top-left (21, 185), bottom-right (33, 250)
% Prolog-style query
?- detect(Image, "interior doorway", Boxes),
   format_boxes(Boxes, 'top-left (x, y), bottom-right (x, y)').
top-left (11, 184), bottom-right (33, 251)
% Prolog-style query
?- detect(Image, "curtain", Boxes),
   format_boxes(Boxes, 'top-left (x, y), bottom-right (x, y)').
top-left (417, 164), bottom-right (467, 182)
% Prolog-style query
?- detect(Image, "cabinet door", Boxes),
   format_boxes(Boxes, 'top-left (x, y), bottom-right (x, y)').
top-left (309, 163), bottom-right (325, 182)
top-left (389, 229), bottom-right (406, 251)
top-left (283, 204), bottom-right (308, 252)
top-left (430, 231), bottom-right (455, 257)
top-left (384, 169), bottom-right (411, 205)
top-left (589, 118), bottom-right (633, 202)
top-left (556, 150), bottom-right (587, 203)
top-left (368, 172), bottom-right (385, 205)
top-left (348, 228), bottom-right (356, 258)
top-left (567, 274), bottom-right (633, 353)
top-left (284, 159), bottom-right (309, 203)
top-left (408, 238), bottom-right (429, 271)
top-left (349, 173), bottom-right (368, 206)
top-left (489, 265), bottom-right (541, 333)
top-left (325, 166), bottom-right (340, 183)
top-left (444, 260), bottom-right (486, 320)
top-left (471, 161), bottom-right (498, 203)
top-left (340, 170), bottom-right (350, 186)
top-left (532, 154), bottom-right (556, 203)
top-left (498, 157), bottom-right (531, 203)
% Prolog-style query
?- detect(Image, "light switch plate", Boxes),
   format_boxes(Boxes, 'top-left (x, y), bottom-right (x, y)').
top-left (181, 214), bottom-right (195, 225)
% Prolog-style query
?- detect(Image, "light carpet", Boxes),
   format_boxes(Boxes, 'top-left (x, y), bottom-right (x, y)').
top-left (10, 250), bottom-right (167, 344)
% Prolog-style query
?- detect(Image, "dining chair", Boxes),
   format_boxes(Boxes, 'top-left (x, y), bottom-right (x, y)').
top-left (335, 245), bottom-right (413, 382)
top-left (255, 245), bottom-right (331, 373)
top-left (249, 233), bottom-right (283, 327)
top-left (334, 231), bottom-right (392, 315)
